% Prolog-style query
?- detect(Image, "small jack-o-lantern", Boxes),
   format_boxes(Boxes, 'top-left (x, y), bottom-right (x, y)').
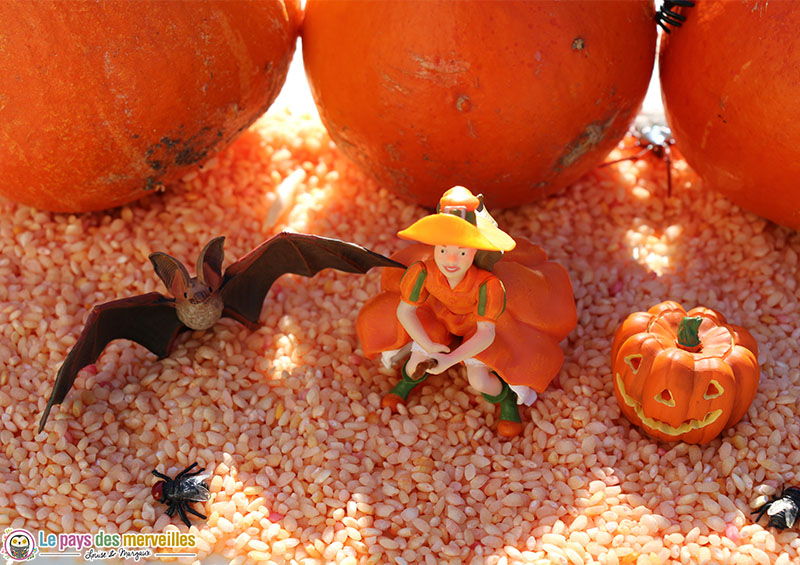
top-left (611, 301), bottom-right (759, 445)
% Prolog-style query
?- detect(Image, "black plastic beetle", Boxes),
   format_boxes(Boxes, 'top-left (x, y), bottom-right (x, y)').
top-left (152, 462), bottom-right (211, 527)
top-left (601, 124), bottom-right (677, 196)
top-left (752, 486), bottom-right (800, 530)
top-left (656, 0), bottom-right (695, 33)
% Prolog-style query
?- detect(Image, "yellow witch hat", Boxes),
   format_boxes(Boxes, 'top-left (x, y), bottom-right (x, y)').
top-left (398, 186), bottom-right (516, 252)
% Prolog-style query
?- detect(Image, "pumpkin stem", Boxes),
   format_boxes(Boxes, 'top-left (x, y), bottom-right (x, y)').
top-left (676, 316), bottom-right (703, 352)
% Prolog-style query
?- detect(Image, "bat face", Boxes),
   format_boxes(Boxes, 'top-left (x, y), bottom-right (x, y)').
top-left (151, 239), bottom-right (227, 330)
top-left (175, 285), bottom-right (224, 330)
top-left (186, 282), bottom-right (212, 304)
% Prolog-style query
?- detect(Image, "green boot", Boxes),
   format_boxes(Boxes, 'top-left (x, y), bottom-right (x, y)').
top-left (382, 359), bottom-right (431, 410)
top-left (482, 379), bottom-right (523, 438)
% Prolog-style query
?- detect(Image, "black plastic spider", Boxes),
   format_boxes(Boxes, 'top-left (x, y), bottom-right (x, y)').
top-left (601, 123), bottom-right (677, 196)
top-left (152, 462), bottom-right (211, 528)
top-left (752, 486), bottom-right (800, 530)
top-left (656, 0), bottom-right (695, 33)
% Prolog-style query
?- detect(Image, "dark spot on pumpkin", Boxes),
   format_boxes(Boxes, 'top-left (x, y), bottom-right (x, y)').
top-left (525, 181), bottom-right (551, 198)
top-left (385, 143), bottom-right (401, 162)
top-left (717, 113), bottom-right (727, 124)
top-left (572, 37), bottom-right (585, 50)
top-left (177, 147), bottom-right (208, 166)
top-left (558, 111), bottom-right (619, 169)
top-left (467, 120), bottom-right (477, 139)
top-left (456, 95), bottom-right (472, 112)
top-left (145, 176), bottom-right (158, 191)
top-left (145, 126), bottom-right (214, 171)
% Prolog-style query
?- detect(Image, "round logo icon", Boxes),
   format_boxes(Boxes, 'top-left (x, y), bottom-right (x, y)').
top-left (3, 529), bottom-right (36, 561)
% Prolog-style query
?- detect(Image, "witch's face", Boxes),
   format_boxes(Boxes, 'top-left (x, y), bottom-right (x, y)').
top-left (434, 245), bottom-right (477, 285)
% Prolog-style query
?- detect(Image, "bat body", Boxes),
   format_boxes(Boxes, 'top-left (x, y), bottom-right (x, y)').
top-left (39, 232), bottom-right (405, 432)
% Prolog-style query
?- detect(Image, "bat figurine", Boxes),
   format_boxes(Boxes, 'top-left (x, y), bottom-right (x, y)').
top-left (38, 232), bottom-right (405, 432)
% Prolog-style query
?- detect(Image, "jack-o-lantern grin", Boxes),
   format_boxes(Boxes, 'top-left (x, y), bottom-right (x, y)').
top-left (615, 373), bottom-right (723, 436)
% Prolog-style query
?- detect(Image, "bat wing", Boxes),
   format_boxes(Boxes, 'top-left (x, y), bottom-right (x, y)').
top-left (219, 232), bottom-right (406, 328)
top-left (39, 292), bottom-right (184, 432)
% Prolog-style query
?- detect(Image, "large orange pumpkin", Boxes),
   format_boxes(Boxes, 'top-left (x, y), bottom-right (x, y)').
top-left (611, 301), bottom-right (759, 445)
top-left (0, 0), bottom-right (300, 213)
top-left (302, 1), bottom-right (656, 209)
top-left (660, 1), bottom-right (800, 229)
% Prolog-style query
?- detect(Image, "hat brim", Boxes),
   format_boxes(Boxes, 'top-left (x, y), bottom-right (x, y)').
top-left (397, 214), bottom-right (516, 251)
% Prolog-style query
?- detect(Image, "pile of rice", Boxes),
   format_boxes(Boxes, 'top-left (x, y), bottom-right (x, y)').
top-left (2, 109), bottom-right (799, 565)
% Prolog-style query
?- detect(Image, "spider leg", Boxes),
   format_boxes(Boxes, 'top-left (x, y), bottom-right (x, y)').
top-left (662, 10), bottom-right (687, 24)
top-left (601, 146), bottom-right (651, 168)
top-left (655, 12), bottom-right (683, 33)
top-left (185, 505), bottom-right (207, 520)
top-left (174, 462), bottom-right (199, 481)
top-left (166, 503), bottom-right (177, 517)
top-left (664, 145), bottom-right (673, 197)
top-left (656, 18), bottom-right (673, 34)
top-left (656, 0), bottom-right (695, 32)
top-left (177, 503), bottom-right (193, 528)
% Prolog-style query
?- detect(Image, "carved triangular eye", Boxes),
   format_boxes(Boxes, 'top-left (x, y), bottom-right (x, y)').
top-left (656, 389), bottom-right (675, 407)
top-left (704, 379), bottom-right (724, 400)
top-left (624, 354), bottom-right (643, 374)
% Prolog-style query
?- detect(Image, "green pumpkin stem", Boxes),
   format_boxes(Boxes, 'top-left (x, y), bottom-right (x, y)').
top-left (676, 316), bottom-right (703, 352)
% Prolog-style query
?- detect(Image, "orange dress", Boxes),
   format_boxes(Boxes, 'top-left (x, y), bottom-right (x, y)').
top-left (357, 238), bottom-right (576, 392)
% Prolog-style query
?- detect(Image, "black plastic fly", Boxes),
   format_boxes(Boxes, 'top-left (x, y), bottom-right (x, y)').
top-left (152, 462), bottom-right (211, 528)
top-left (752, 486), bottom-right (800, 531)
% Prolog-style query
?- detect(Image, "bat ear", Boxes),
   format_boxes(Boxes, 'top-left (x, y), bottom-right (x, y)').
top-left (197, 236), bottom-right (225, 291)
top-left (150, 252), bottom-right (192, 299)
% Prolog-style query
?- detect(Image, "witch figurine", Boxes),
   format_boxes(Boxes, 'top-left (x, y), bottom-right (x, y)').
top-left (357, 186), bottom-right (576, 438)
